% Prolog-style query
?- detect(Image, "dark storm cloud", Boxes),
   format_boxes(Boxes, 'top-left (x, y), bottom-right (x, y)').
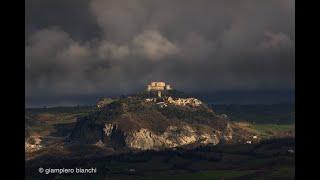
top-left (26, 0), bottom-right (100, 40)
top-left (26, 0), bottom-right (295, 106)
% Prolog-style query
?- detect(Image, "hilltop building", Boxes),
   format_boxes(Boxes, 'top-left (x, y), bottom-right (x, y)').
top-left (147, 81), bottom-right (172, 97)
top-left (147, 82), bottom-right (172, 91)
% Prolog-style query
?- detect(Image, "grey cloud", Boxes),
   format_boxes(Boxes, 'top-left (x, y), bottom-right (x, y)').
top-left (26, 0), bottom-right (295, 106)
top-left (132, 30), bottom-right (180, 60)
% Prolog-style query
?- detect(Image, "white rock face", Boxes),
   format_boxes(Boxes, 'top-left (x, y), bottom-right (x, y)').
top-left (167, 97), bottom-right (202, 107)
top-left (124, 125), bottom-right (220, 150)
top-left (222, 123), bottom-right (233, 141)
top-left (145, 98), bottom-right (156, 103)
top-left (25, 136), bottom-right (43, 152)
top-left (103, 123), bottom-right (116, 136)
top-left (145, 97), bottom-right (202, 107)
top-left (101, 122), bottom-right (231, 150)
top-left (200, 133), bottom-right (219, 144)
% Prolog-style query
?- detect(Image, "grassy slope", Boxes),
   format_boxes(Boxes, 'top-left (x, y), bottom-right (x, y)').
top-left (232, 121), bottom-right (295, 139)
top-left (212, 103), bottom-right (295, 140)
top-left (25, 106), bottom-right (95, 137)
top-left (252, 123), bottom-right (294, 137)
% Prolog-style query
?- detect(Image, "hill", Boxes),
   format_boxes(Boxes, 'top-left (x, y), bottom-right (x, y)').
top-left (68, 92), bottom-right (234, 150)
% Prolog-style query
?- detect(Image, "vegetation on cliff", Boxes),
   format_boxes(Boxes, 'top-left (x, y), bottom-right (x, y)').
top-left (69, 92), bottom-right (231, 149)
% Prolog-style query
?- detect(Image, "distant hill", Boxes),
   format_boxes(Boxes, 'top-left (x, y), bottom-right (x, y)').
top-left (191, 90), bottom-right (294, 105)
top-left (211, 103), bottom-right (295, 124)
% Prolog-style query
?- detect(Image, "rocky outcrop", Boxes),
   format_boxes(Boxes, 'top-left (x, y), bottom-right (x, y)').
top-left (70, 95), bottom-right (234, 151)
top-left (102, 123), bottom-right (223, 150)
top-left (222, 123), bottom-right (233, 142)
top-left (25, 136), bottom-right (43, 152)
top-left (103, 123), bottom-right (116, 136)
top-left (145, 97), bottom-right (203, 108)
top-left (167, 97), bottom-right (202, 107)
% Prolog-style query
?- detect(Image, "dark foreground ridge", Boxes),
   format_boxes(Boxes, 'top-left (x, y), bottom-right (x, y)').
top-left (26, 138), bottom-right (295, 179)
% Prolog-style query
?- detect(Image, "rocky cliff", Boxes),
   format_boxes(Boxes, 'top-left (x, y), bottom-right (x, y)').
top-left (25, 135), bottom-right (43, 152)
top-left (69, 93), bottom-right (233, 150)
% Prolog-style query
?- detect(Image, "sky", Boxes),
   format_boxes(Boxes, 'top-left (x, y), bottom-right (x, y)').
top-left (26, 0), bottom-right (295, 107)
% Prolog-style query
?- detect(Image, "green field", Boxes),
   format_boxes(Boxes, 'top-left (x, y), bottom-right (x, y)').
top-left (253, 124), bottom-right (294, 133)
top-left (25, 106), bottom-right (95, 137)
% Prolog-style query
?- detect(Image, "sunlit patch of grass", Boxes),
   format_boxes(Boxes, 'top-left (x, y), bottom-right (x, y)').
top-left (251, 124), bottom-right (295, 138)
top-left (26, 112), bottom-right (87, 137)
